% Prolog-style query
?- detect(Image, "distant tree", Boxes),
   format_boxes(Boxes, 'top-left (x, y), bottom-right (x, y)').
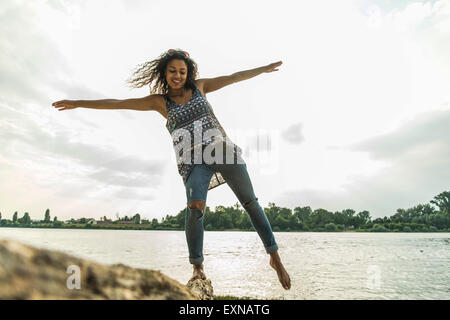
top-left (133, 213), bottom-right (141, 224)
top-left (53, 221), bottom-right (63, 227)
top-left (227, 203), bottom-right (244, 227)
top-left (288, 214), bottom-right (301, 231)
top-left (294, 206), bottom-right (312, 221)
top-left (428, 213), bottom-right (450, 230)
top-left (372, 224), bottom-right (388, 232)
top-left (20, 212), bottom-right (31, 224)
top-left (310, 208), bottom-right (334, 229)
top-left (333, 211), bottom-right (346, 226)
top-left (174, 209), bottom-right (186, 228)
top-left (354, 210), bottom-right (371, 228)
top-left (204, 207), bottom-right (218, 229)
top-left (373, 217), bottom-right (384, 224)
top-left (13, 211), bottom-right (18, 223)
top-left (403, 226), bottom-right (412, 232)
top-left (264, 202), bottom-right (279, 225)
top-left (431, 191), bottom-right (450, 214)
top-left (273, 215), bottom-right (290, 230)
top-left (217, 212), bottom-right (232, 230)
top-left (391, 208), bottom-right (410, 223)
top-left (238, 213), bottom-right (252, 230)
top-left (53, 216), bottom-right (58, 222)
top-left (44, 209), bottom-right (51, 223)
top-left (341, 209), bottom-right (356, 227)
top-left (421, 203), bottom-right (437, 215)
top-left (294, 206), bottom-right (312, 230)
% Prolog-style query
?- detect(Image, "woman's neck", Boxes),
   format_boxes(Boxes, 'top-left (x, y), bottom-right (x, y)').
top-left (168, 87), bottom-right (187, 97)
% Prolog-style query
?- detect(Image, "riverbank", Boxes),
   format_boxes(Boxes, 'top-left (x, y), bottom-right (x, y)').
top-left (1, 224), bottom-right (449, 233)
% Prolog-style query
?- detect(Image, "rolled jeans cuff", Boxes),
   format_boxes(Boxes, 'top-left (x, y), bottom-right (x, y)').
top-left (189, 256), bottom-right (204, 265)
top-left (265, 243), bottom-right (279, 254)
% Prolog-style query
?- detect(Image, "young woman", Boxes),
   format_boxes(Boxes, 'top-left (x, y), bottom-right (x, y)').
top-left (52, 49), bottom-right (291, 290)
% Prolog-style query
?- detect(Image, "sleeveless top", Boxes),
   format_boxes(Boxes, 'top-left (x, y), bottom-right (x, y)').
top-left (164, 84), bottom-right (243, 190)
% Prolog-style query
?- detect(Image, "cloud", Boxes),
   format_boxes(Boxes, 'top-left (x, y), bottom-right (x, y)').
top-left (0, 1), bottom-right (107, 105)
top-left (112, 188), bottom-right (156, 201)
top-left (277, 108), bottom-right (450, 217)
top-left (0, 2), bottom-right (66, 105)
top-left (281, 123), bottom-right (304, 145)
top-left (351, 108), bottom-right (450, 160)
top-left (0, 1), bottom-right (164, 191)
top-left (0, 105), bottom-right (165, 188)
top-left (361, 0), bottom-right (450, 34)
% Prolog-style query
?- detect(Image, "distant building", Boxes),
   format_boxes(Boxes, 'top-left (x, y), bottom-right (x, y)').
top-left (86, 219), bottom-right (97, 225)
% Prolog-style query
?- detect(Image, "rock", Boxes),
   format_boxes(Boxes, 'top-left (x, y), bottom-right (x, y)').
top-left (186, 278), bottom-right (214, 300)
top-left (0, 239), bottom-right (196, 300)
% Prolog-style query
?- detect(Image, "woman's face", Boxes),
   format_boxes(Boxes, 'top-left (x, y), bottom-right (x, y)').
top-left (165, 59), bottom-right (188, 89)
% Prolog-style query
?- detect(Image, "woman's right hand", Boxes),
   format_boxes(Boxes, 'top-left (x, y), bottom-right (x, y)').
top-left (52, 100), bottom-right (78, 111)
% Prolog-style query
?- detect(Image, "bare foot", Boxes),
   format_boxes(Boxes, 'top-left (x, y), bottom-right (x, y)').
top-left (270, 252), bottom-right (291, 290)
top-left (190, 264), bottom-right (206, 281)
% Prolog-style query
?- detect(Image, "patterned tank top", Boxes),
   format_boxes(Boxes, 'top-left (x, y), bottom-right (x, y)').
top-left (164, 84), bottom-right (243, 190)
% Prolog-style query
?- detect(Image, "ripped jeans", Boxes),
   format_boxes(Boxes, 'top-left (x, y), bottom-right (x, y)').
top-left (184, 159), bottom-right (278, 265)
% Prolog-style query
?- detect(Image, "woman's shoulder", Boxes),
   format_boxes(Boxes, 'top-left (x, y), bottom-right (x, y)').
top-left (194, 79), bottom-right (207, 97)
top-left (149, 93), bottom-right (166, 104)
top-left (146, 94), bottom-right (168, 118)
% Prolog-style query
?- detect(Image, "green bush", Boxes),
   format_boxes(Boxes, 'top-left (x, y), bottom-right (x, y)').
top-left (403, 226), bottom-right (412, 232)
top-left (372, 224), bottom-right (388, 232)
top-left (53, 221), bottom-right (63, 228)
top-left (325, 223), bottom-right (337, 232)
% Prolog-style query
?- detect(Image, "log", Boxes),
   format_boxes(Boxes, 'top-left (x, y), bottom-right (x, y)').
top-left (0, 239), bottom-right (201, 300)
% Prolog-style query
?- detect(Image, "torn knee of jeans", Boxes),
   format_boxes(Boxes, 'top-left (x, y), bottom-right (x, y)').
top-left (188, 200), bottom-right (205, 214)
top-left (243, 197), bottom-right (258, 207)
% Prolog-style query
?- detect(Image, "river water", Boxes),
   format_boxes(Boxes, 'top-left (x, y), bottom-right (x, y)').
top-left (1, 228), bottom-right (449, 299)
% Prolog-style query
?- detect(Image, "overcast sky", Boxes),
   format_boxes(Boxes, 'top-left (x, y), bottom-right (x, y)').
top-left (0, 0), bottom-right (449, 222)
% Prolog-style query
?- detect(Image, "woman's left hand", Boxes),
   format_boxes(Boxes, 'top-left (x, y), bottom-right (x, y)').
top-left (263, 61), bottom-right (283, 73)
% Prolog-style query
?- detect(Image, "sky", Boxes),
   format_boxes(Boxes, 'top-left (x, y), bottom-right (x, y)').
top-left (0, 0), bottom-right (449, 222)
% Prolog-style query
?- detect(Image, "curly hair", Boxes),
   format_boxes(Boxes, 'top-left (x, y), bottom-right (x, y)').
top-left (126, 49), bottom-right (199, 95)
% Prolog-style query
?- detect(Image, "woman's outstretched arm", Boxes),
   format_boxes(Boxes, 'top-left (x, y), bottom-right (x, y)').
top-left (52, 95), bottom-right (162, 112)
top-left (197, 61), bottom-right (282, 94)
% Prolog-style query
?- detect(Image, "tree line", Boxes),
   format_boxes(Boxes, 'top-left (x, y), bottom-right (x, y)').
top-left (155, 191), bottom-right (450, 232)
top-left (1, 191), bottom-right (449, 232)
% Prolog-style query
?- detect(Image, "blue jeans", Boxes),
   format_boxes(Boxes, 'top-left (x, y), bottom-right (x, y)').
top-left (184, 158), bottom-right (278, 265)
